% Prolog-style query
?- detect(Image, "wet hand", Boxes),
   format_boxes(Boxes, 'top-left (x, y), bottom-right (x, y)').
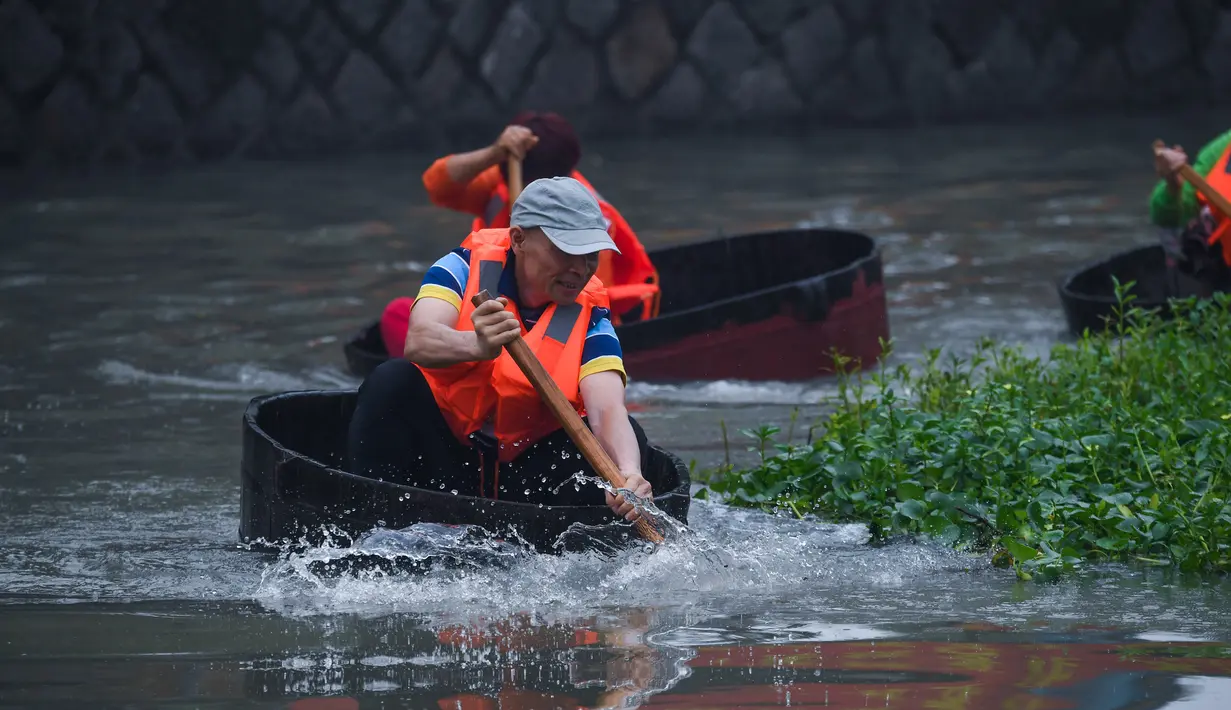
top-left (471, 297), bottom-right (520, 359)
top-left (492, 125), bottom-right (539, 161)
top-left (606, 471), bottom-right (653, 521)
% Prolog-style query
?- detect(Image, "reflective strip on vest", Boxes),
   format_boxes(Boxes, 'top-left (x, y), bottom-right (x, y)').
top-left (544, 303), bottom-right (583, 344)
top-left (477, 259), bottom-right (502, 297)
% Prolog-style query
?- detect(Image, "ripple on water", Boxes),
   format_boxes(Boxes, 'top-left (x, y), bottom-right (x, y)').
top-left (95, 360), bottom-right (356, 397)
top-left (627, 380), bottom-right (838, 406)
top-left (0, 274), bottom-right (49, 289)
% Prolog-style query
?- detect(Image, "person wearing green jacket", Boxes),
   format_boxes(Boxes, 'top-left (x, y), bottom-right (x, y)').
top-left (1149, 129), bottom-right (1231, 295)
top-left (1150, 129), bottom-right (1231, 227)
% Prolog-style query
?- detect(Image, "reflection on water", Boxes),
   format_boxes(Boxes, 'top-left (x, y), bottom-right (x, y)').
top-left (3, 602), bottom-right (1231, 709)
top-left (4, 113), bottom-right (1231, 706)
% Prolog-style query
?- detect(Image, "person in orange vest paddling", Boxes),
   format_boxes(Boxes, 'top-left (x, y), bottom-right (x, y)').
top-left (1150, 129), bottom-right (1231, 295)
top-left (379, 112), bottom-right (659, 357)
top-left (349, 177), bottom-right (652, 520)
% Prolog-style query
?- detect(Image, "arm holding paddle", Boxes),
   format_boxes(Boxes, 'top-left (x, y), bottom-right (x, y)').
top-left (1153, 138), bottom-right (1231, 220)
top-left (421, 125), bottom-right (538, 215)
top-left (444, 125), bottom-right (538, 186)
top-left (1151, 131), bottom-right (1231, 227)
top-left (1154, 143), bottom-right (1187, 195)
top-left (403, 296), bottom-right (519, 368)
top-left (581, 370), bottom-right (654, 521)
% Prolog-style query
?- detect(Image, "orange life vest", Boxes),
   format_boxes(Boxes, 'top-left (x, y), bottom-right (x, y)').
top-left (417, 229), bottom-right (609, 463)
top-left (471, 171), bottom-right (661, 322)
top-left (1196, 140), bottom-right (1231, 267)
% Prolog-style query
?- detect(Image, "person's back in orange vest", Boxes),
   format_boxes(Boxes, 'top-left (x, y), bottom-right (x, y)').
top-left (421, 111), bottom-right (660, 324)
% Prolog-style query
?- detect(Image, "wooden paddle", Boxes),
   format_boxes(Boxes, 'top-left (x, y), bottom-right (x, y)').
top-left (1154, 139), bottom-right (1231, 217)
top-left (507, 157), bottom-right (524, 203)
top-left (470, 289), bottom-right (665, 544)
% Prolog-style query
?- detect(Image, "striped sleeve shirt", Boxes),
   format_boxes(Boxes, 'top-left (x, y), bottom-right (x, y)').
top-left (417, 248), bottom-right (626, 383)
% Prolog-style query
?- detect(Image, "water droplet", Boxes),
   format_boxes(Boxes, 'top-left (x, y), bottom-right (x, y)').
top-left (550, 464), bottom-right (556, 470)
top-left (450, 489), bottom-right (458, 495)
top-left (439, 483), bottom-right (446, 489)
top-left (524, 489), bottom-right (531, 496)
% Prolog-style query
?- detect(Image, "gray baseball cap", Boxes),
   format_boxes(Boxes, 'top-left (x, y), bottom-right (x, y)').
top-left (510, 176), bottom-right (621, 255)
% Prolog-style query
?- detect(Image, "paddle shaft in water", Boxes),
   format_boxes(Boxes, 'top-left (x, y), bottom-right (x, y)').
top-left (470, 290), bottom-right (665, 544)
top-left (1154, 139), bottom-right (1231, 218)
top-left (507, 158), bottom-right (523, 203)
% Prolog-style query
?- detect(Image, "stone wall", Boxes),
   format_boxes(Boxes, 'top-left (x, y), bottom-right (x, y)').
top-left (4, 0), bottom-right (1231, 168)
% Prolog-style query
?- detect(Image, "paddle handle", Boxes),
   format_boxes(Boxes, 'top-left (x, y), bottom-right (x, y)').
top-left (470, 290), bottom-right (664, 544)
top-left (507, 157), bottom-right (524, 203)
top-left (1154, 139), bottom-right (1231, 218)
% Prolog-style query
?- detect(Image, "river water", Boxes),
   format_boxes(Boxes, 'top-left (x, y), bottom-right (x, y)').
top-left (3, 113), bottom-right (1231, 708)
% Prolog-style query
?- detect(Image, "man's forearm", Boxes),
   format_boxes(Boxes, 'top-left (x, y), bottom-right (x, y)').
top-left (590, 404), bottom-right (641, 480)
top-left (446, 145), bottom-right (503, 185)
top-left (404, 323), bottom-right (485, 368)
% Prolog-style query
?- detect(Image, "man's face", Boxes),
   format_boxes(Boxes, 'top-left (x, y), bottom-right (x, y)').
top-left (512, 227), bottom-right (600, 305)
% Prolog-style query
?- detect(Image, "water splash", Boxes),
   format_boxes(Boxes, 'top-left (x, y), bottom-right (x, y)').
top-left (252, 500), bottom-right (973, 621)
top-left (796, 201), bottom-right (895, 230)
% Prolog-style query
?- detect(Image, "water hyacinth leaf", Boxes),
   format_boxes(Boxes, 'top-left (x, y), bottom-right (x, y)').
top-left (824, 461), bottom-right (862, 482)
top-left (897, 499), bottom-right (926, 520)
top-left (1004, 538), bottom-right (1039, 562)
top-left (923, 513), bottom-right (949, 535)
top-left (1095, 536), bottom-right (1121, 550)
top-left (938, 524), bottom-right (962, 546)
top-left (1036, 490), bottom-right (1063, 504)
top-left (1184, 420), bottom-right (1222, 436)
top-left (896, 481), bottom-right (925, 501)
top-left (1028, 501), bottom-right (1048, 528)
top-left (1080, 434), bottom-right (1113, 450)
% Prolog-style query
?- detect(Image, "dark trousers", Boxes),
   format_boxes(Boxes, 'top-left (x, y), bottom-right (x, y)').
top-left (347, 358), bottom-right (649, 506)
top-left (1167, 223), bottom-right (1231, 298)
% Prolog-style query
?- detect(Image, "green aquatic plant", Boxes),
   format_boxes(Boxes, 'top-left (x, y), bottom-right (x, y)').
top-left (702, 282), bottom-right (1231, 581)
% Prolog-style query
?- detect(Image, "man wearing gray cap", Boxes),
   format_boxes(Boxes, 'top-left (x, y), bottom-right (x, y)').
top-left (348, 177), bottom-right (653, 521)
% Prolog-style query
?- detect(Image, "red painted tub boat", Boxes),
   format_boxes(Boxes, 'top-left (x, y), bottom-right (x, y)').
top-left (343, 227), bottom-right (888, 382)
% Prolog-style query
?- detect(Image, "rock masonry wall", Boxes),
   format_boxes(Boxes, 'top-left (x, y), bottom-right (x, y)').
top-left (3, 0), bottom-right (1231, 167)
